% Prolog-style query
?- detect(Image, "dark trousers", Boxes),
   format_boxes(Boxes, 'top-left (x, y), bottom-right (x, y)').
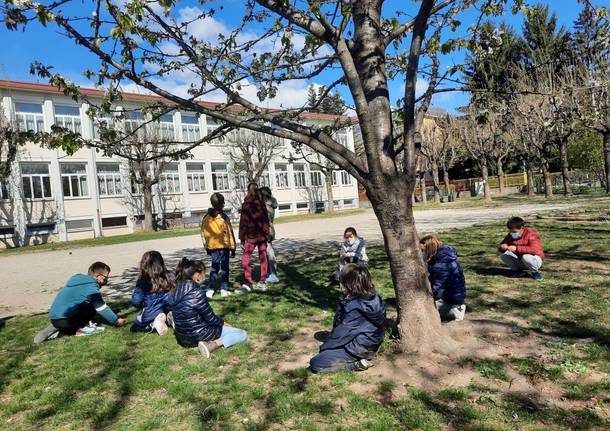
top-left (51, 302), bottom-right (96, 335)
top-left (209, 249), bottom-right (230, 290)
top-left (310, 348), bottom-right (358, 373)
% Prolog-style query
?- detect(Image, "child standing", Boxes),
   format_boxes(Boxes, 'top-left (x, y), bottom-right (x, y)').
top-left (419, 234), bottom-right (467, 321)
top-left (130, 251), bottom-right (173, 335)
top-left (167, 258), bottom-right (248, 358)
top-left (201, 192), bottom-right (237, 298)
top-left (498, 217), bottom-right (544, 281)
top-left (259, 186), bottom-right (279, 283)
top-left (310, 264), bottom-right (386, 373)
top-left (238, 183), bottom-right (270, 293)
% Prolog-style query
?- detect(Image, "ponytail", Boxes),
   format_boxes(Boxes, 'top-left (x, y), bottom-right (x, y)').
top-left (175, 257), bottom-right (206, 283)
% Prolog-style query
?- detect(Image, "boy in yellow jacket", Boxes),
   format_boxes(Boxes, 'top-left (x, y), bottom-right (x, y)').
top-left (201, 193), bottom-right (236, 298)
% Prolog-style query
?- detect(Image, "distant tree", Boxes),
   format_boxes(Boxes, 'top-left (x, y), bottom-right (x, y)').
top-left (306, 85), bottom-right (347, 116)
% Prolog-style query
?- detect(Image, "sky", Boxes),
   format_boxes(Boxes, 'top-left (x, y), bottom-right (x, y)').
top-left (0, 0), bottom-right (596, 115)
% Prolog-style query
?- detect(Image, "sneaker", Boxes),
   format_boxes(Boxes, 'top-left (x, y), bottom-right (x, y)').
top-left (236, 284), bottom-right (252, 294)
top-left (152, 313), bottom-right (168, 336)
top-left (220, 289), bottom-right (232, 298)
top-left (267, 273), bottom-right (280, 283)
top-left (532, 271), bottom-right (544, 281)
top-left (206, 289), bottom-right (215, 299)
top-left (354, 358), bottom-right (374, 371)
top-left (198, 340), bottom-right (219, 358)
top-left (34, 323), bottom-right (60, 344)
top-left (76, 324), bottom-right (104, 336)
top-left (255, 282), bottom-right (267, 291)
top-left (166, 312), bottom-right (175, 329)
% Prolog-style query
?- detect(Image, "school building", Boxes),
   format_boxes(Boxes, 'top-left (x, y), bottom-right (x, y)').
top-left (0, 80), bottom-right (360, 247)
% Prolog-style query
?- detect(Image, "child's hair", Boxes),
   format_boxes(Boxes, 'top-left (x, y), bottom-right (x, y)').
top-left (138, 251), bottom-right (174, 293)
top-left (340, 263), bottom-right (375, 298)
top-left (507, 216), bottom-right (526, 230)
top-left (344, 227), bottom-right (358, 238)
top-left (246, 182), bottom-right (259, 199)
top-left (88, 261), bottom-right (110, 275)
top-left (175, 257), bottom-right (206, 283)
top-left (210, 192), bottom-right (225, 209)
top-left (419, 234), bottom-right (443, 262)
top-left (259, 186), bottom-right (272, 200)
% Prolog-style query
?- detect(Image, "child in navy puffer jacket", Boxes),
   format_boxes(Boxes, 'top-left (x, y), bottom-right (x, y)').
top-left (310, 264), bottom-right (386, 373)
top-left (420, 234), bottom-right (467, 321)
top-left (130, 251), bottom-right (173, 335)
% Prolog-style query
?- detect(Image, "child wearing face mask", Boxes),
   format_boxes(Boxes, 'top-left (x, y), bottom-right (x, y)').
top-left (498, 217), bottom-right (544, 281)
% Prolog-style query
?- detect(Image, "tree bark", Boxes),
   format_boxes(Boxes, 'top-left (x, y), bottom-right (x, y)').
top-left (443, 169), bottom-right (451, 196)
top-left (431, 162), bottom-right (441, 204)
top-left (496, 156), bottom-right (505, 194)
top-left (541, 159), bottom-right (554, 198)
top-left (419, 174), bottom-right (427, 203)
top-left (603, 131), bottom-right (610, 193)
top-left (481, 160), bottom-right (492, 202)
top-left (143, 183), bottom-right (155, 231)
top-left (527, 162), bottom-right (536, 197)
top-left (559, 137), bottom-right (573, 196)
top-left (325, 170), bottom-right (334, 212)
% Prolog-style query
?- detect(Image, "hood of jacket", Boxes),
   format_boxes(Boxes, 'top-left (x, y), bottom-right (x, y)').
top-left (344, 293), bottom-right (385, 328)
top-left (206, 208), bottom-right (223, 218)
top-left (432, 245), bottom-right (457, 264)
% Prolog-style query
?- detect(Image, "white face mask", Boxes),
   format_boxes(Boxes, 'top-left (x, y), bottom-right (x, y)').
top-left (347, 239), bottom-right (356, 246)
top-left (510, 232), bottom-right (521, 240)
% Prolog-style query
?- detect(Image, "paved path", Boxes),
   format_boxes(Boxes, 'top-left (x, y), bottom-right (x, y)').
top-left (0, 202), bottom-right (576, 318)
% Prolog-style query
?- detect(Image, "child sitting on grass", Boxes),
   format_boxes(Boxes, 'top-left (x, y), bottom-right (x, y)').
top-left (419, 234), bottom-right (467, 321)
top-left (167, 257), bottom-right (248, 358)
top-left (310, 264), bottom-right (386, 373)
top-left (331, 227), bottom-right (369, 282)
top-left (130, 251), bottom-right (173, 335)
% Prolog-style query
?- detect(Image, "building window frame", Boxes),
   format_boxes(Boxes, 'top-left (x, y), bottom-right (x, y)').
top-left (211, 162), bottom-right (230, 191)
top-left (186, 162), bottom-right (206, 193)
top-left (15, 102), bottom-right (45, 132)
top-left (21, 163), bottom-right (53, 200)
top-left (274, 163), bottom-right (289, 189)
top-left (61, 162), bottom-right (89, 198)
top-left (97, 163), bottom-right (123, 197)
top-left (159, 163), bottom-right (181, 194)
top-left (54, 105), bottom-right (82, 134)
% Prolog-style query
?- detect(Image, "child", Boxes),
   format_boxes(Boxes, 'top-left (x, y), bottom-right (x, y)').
top-left (332, 227), bottom-right (368, 281)
top-left (419, 234), bottom-right (467, 321)
top-left (238, 182), bottom-right (270, 292)
top-left (201, 192), bottom-right (237, 298)
top-left (259, 186), bottom-right (279, 283)
top-left (498, 216), bottom-right (544, 281)
top-left (130, 251), bottom-right (173, 335)
top-left (310, 264), bottom-right (386, 373)
top-left (167, 257), bottom-right (248, 358)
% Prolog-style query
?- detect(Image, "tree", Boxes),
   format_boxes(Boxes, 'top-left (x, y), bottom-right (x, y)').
top-left (460, 112), bottom-right (494, 202)
top-left (2, 0), bottom-right (524, 352)
top-left (307, 85), bottom-right (347, 116)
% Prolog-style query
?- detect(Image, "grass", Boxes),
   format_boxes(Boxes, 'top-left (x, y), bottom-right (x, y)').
top-left (1, 212), bottom-right (609, 429)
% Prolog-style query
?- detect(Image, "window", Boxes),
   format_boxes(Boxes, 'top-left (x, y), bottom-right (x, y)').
top-left (275, 163), bottom-right (289, 189)
top-left (186, 163), bottom-right (206, 192)
top-left (102, 216), bottom-right (127, 228)
top-left (341, 171), bottom-right (353, 186)
top-left (0, 226), bottom-right (15, 237)
top-left (159, 164), bottom-right (181, 194)
top-left (97, 163), bottom-right (123, 197)
top-left (0, 181), bottom-right (9, 200)
top-left (21, 163), bottom-right (52, 199)
top-left (61, 163), bottom-right (89, 197)
top-left (158, 114), bottom-right (175, 140)
top-left (92, 114), bottom-right (115, 140)
top-left (331, 171), bottom-right (339, 186)
top-left (296, 202), bottom-right (309, 210)
top-left (27, 222), bottom-right (56, 235)
top-left (335, 130), bottom-right (349, 148)
top-left (66, 219), bottom-right (94, 232)
top-left (278, 203), bottom-right (292, 212)
top-left (124, 111), bottom-right (144, 135)
top-left (54, 105), bottom-right (82, 134)
top-left (15, 102), bottom-right (45, 132)
top-left (234, 174), bottom-right (249, 191)
top-left (206, 116), bottom-right (223, 145)
top-left (181, 114), bottom-right (201, 142)
top-left (343, 199), bottom-right (355, 208)
top-left (310, 171), bottom-right (323, 187)
top-left (259, 173), bottom-right (271, 188)
top-left (293, 164), bottom-right (306, 188)
top-left (211, 163), bottom-right (230, 191)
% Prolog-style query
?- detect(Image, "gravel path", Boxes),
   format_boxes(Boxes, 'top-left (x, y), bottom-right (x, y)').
top-left (0, 202), bottom-right (576, 318)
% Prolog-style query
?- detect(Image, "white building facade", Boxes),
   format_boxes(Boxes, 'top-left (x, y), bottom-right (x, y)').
top-left (0, 80), bottom-right (359, 247)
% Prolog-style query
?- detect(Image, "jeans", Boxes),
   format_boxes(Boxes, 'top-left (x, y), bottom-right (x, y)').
top-left (500, 251), bottom-right (542, 272)
top-left (219, 326), bottom-right (248, 348)
top-left (209, 249), bottom-right (231, 290)
top-left (266, 242), bottom-right (277, 275)
top-left (51, 302), bottom-right (96, 335)
top-left (309, 348), bottom-right (358, 373)
top-left (242, 241), bottom-right (268, 284)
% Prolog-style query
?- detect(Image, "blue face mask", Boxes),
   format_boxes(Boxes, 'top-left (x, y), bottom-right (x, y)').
top-left (510, 232), bottom-right (521, 240)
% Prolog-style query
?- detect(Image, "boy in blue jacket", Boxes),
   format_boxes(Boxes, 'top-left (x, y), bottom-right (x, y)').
top-left (34, 262), bottom-right (126, 343)
top-left (310, 264), bottom-right (386, 373)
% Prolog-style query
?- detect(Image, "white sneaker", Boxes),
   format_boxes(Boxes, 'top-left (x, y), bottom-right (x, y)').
top-left (236, 284), bottom-right (252, 294)
top-left (152, 313), bottom-right (168, 336)
top-left (220, 289), bottom-right (232, 297)
top-left (206, 289), bottom-right (215, 299)
top-left (76, 324), bottom-right (104, 336)
top-left (256, 282), bottom-right (267, 291)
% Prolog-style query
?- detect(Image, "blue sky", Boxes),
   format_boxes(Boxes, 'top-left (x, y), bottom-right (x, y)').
top-left (0, 0), bottom-right (594, 114)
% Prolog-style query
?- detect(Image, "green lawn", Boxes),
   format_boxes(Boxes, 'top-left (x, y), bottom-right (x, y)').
top-left (1, 218), bottom-right (609, 430)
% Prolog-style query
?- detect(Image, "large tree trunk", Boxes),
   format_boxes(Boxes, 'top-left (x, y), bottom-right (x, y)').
top-left (143, 183), bottom-right (155, 231)
top-left (419, 174), bottom-right (427, 203)
top-left (325, 170), bottom-right (334, 212)
top-left (527, 161), bottom-right (535, 197)
top-left (481, 160), bottom-right (492, 202)
top-left (603, 132), bottom-right (610, 193)
top-left (431, 162), bottom-right (441, 204)
top-left (443, 169), bottom-right (451, 195)
top-left (367, 179), bottom-right (447, 353)
top-left (541, 159), bottom-right (554, 198)
top-left (496, 156), bottom-right (505, 194)
top-left (559, 137), bottom-right (572, 196)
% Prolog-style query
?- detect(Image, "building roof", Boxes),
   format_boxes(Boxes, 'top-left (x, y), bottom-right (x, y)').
top-left (0, 79), bottom-right (354, 123)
